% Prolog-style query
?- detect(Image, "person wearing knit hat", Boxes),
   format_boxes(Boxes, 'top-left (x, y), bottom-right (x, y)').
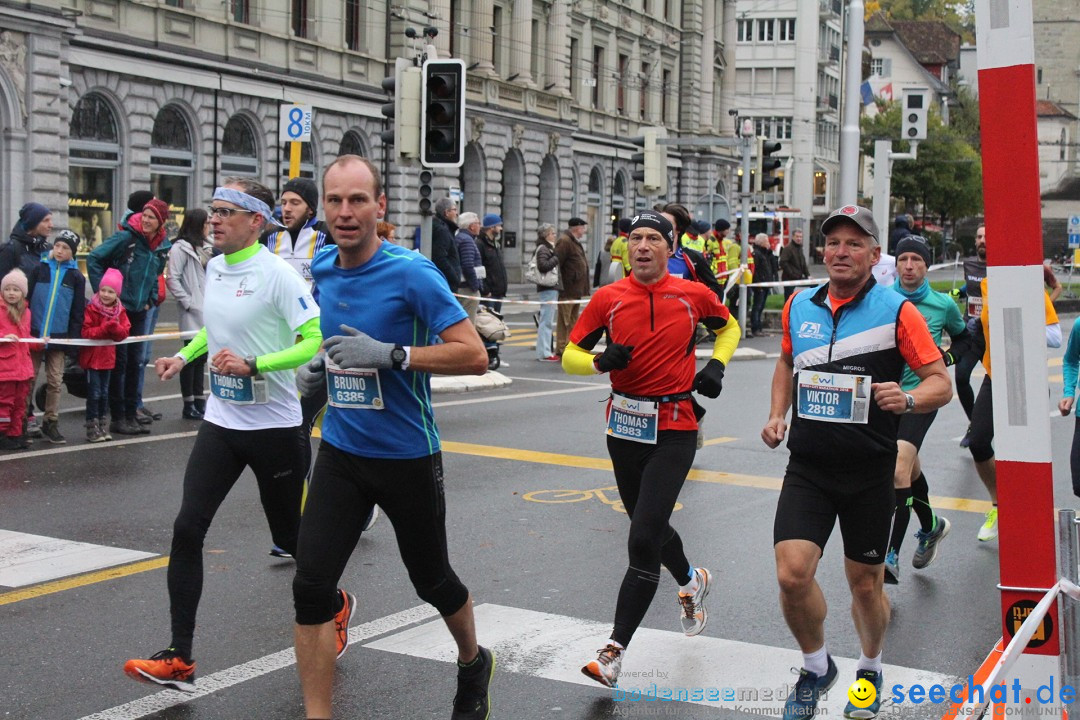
top-left (878, 233), bottom-right (970, 585)
top-left (26, 223), bottom-right (86, 444)
top-left (1, 267), bottom-right (28, 297)
top-left (86, 191), bottom-right (172, 436)
top-left (18, 203), bottom-right (52, 235)
top-left (265, 177), bottom-right (332, 288)
top-left (0, 268), bottom-right (33, 450)
top-left (477, 213), bottom-right (507, 311)
top-left (562, 204), bottom-right (740, 690)
top-left (100, 267), bottom-right (123, 294)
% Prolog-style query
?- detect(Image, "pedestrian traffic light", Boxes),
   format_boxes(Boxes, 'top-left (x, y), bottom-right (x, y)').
top-left (755, 136), bottom-right (782, 193)
top-left (901, 87), bottom-right (928, 141)
top-left (631, 126), bottom-right (668, 196)
top-left (421, 58), bottom-right (466, 168)
top-left (419, 170), bottom-right (434, 215)
top-left (380, 57), bottom-right (421, 161)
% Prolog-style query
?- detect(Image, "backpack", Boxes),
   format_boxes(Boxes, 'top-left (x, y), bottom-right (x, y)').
top-left (473, 305), bottom-right (511, 342)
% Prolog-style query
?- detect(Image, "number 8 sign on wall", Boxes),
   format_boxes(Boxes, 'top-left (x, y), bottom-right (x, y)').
top-left (279, 104), bottom-right (313, 143)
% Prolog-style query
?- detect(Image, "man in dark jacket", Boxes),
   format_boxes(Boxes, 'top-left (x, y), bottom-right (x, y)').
top-left (779, 229), bottom-right (811, 300)
top-left (1, 202), bottom-right (53, 280)
top-left (555, 218), bottom-right (590, 356)
top-left (27, 229), bottom-right (85, 444)
top-left (431, 197), bottom-right (463, 292)
top-left (87, 197), bottom-right (171, 436)
top-left (750, 233), bottom-right (777, 336)
top-left (478, 214), bottom-right (508, 313)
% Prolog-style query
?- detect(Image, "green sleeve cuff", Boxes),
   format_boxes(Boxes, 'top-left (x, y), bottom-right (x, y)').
top-left (178, 328), bottom-right (208, 363)
top-left (254, 316), bottom-right (323, 373)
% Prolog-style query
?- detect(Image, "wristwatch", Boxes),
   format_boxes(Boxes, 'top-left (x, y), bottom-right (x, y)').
top-left (391, 344), bottom-right (408, 371)
top-left (244, 355), bottom-right (258, 376)
top-left (904, 393), bottom-right (915, 413)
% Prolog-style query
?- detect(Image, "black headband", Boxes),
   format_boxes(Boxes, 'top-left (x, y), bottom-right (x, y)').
top-left (628, 211), bottom-right (674, 247)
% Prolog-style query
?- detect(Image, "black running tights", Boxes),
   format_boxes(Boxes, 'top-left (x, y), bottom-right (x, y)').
top-left (607, 430), bottom-right (697, 648)
top-left (167, 421), bottom-right (306, 658)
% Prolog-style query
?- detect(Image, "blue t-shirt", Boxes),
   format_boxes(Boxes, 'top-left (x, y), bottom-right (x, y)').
top-left (311, 241), bottom-right (467, 459)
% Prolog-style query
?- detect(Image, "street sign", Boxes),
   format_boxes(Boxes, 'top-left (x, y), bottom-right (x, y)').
top-left (279, 104), bottom-right (313, 143)
top-left (1069, 214), bottom-right (1080, 248)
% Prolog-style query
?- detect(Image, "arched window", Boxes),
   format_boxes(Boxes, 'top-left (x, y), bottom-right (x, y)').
top-left (586, 166), bottom-right (604, 236)
top-left (69, 92), bottom-right (121, 252)
top-left (339, 130), bottom-right (366, 157)
top-left (222, 115), bottom-right (259, 176)
top-left (151, 105), bottom-right (196, 231)
top-left (612, 172), bottom-right (627, 227)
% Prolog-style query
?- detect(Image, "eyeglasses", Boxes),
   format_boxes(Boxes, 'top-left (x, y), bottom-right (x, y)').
top-left (207, 206), bottom-right (255, 219)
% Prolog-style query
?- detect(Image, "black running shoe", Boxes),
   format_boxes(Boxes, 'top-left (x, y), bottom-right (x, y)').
top-left (452, 646), bottom-right (495, 720)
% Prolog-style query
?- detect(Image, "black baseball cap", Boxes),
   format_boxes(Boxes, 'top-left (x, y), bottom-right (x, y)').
top-left (820, 204), bottom-right (879, 240)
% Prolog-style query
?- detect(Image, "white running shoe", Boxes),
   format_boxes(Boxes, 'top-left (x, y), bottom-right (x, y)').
top-left (581, 643), bottom-right (623, 688)
top-left (678, 567), bottom-right (712, 636)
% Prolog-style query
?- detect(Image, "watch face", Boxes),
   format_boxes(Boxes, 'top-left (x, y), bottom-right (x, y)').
top-left (392, 348), bottom-right (406, 363)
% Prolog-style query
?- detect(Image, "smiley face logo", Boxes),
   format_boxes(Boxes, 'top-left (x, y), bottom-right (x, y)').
top-left (847, 678), bottom-right (877, 708)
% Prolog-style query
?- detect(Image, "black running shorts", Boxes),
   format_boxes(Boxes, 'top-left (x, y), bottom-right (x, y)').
top-left (896, 409), bottom-right (938, 451)
top-left (773, 461), bottom-right (895, 564)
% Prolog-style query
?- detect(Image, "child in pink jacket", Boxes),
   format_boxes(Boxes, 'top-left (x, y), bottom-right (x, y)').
top-left (0, 269), bottom-right (34, 450)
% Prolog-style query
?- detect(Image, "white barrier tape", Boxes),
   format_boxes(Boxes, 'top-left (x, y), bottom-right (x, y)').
top-left (451, 293), bottom-right (590, 306)
top-left (0, 331), bottom-right (199, 347)
top-left (956, 578), bottom-right (1063, 716)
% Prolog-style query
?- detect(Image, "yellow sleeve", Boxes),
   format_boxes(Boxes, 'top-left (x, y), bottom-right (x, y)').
top-left (711, 316), bottom-right (741, 365)
top-left (562, 341), bottom-right (600, 375)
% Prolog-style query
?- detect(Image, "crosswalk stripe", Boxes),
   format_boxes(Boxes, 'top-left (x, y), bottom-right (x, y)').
top-left (0, 530), bottom-right (157, 588)
top-left (365, 603), bottom-right (957, 716)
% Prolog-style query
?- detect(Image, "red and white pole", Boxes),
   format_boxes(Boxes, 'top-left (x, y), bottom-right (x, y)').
top-left (975, 0), bottom-right (1060, 707)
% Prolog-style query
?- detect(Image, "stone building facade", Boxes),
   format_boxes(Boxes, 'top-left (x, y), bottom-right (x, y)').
top-left (0, 0), bottom-right (740, 281)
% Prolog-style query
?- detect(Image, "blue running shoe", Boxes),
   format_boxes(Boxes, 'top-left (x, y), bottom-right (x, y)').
top-left (783, 655), bottom-right (838, 719)
top-left (883, 549), bottom-right (899, 585)
top-left (843, 669), bottom-right (883, 719)
top-left (913, 515), bottom-right (951, 570)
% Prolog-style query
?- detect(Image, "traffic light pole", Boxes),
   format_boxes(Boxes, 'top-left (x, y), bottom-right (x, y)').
top-left (870, 139), bottom-right (919, 242)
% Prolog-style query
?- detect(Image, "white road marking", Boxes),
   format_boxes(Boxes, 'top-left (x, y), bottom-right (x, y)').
top-left (365, 603), bottom-right (958, 717)
top-left (0, 531), bottom-right (156, 588)
top-left (77, 604), bottom-right (440, 720)
top-left (0, 431), bottom-right (199, 463)
top-left (501, 375), bottom-right (608, 387)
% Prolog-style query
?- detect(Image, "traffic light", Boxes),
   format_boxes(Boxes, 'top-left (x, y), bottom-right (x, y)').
top-left (631, 126), bottom-right (668, 196)
top-left (380, 57), bottom-right (421, 161)
top-left (901, 87), bottom-right (928, 141)
top-left (755, 136), bottom-right (782, 193)
top-left (419, 169), bottom-right (434, 215)
top-left (421, 58), bottom-right (466, 168)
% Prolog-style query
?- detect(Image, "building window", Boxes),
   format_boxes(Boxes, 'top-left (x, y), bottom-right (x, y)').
top-left (221, 115), bottom-right (259, 176)
top-left (69, 92), bottom-right (121, 253)
top-left (757, 19), bottom-right (774, 42)
top-left (230, 0), bottom-right (249, 23)
top-left (778, 18), bottom-right (795, 42)
top-left (592, 45), bottom-right (603, 108)
top-left (662, 68), bottom-right (671, 123)
top-left (151, 105), bottom-right (194, 232)
top-left (165, 0), bottom-right (184, 7)
top-left (737, 19), bottom-right (753, 42)
top-left (570, 38), bottom-right (579, 101)
top-left (617, 53), bottom-right (628, 115)
top-left (346, 0), bottom-right (362, 51)
top-left (870, 58), bottom-right (884, 76)
top-left (493, 4), bottom-right (505, 74)
top-left (777, 117), bottom-right (792, 139)
top-left (339, 131), bottom-right (365, 157)
top-left (1061, 128), bottom-right (1067, 161)
top-left (292, 0), bottom-right (308, 38)
top-left (1037, 66), bottom-right (1043, 84)
top-left (640, 61), bottom-right (650, 119)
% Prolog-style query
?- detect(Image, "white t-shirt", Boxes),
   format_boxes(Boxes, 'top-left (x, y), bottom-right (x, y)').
top-left (872, 251), bottom-right (897, 287)
top-left (202, 246), bottom-right (319, 430)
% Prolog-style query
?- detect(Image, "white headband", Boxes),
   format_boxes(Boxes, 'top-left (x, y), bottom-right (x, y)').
top-left (213, 187), bottom-right (285, 228)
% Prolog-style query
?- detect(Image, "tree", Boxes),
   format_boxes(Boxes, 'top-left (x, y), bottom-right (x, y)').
top-left (861, 101), bottom-right (983, 241)
top-left (870, 0), bottom-right (974, 40)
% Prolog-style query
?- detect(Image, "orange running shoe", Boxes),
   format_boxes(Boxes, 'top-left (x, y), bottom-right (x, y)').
top-left (123, 648), bottom-right (196, 692)
top-left (335, 589), bottom-right (357, 659)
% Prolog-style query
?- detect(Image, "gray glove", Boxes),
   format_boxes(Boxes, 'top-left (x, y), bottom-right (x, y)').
top-left (296, 353), bottom-right (326, 397)
top-left (324, 325), bottom-right (394, 370)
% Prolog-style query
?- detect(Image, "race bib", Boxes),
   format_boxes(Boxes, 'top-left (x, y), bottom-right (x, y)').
top-left (606, 392), bottom-right (659, 444)
top-left (326, 361), bottom-right (385, 410)
top-left (797, 370), bottom-right (871, 424)
top-left (967, 294), bottom-right (983, 319)
top-left (209, 371), bottom-right (268, 405)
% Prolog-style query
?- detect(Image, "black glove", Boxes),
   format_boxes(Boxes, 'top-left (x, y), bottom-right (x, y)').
top-left (594, 343), bottom-right (634, 372)
top-left (694, 358), bottom-right (726, 398)
top-left (940, 347), bottom-right (955, 367)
